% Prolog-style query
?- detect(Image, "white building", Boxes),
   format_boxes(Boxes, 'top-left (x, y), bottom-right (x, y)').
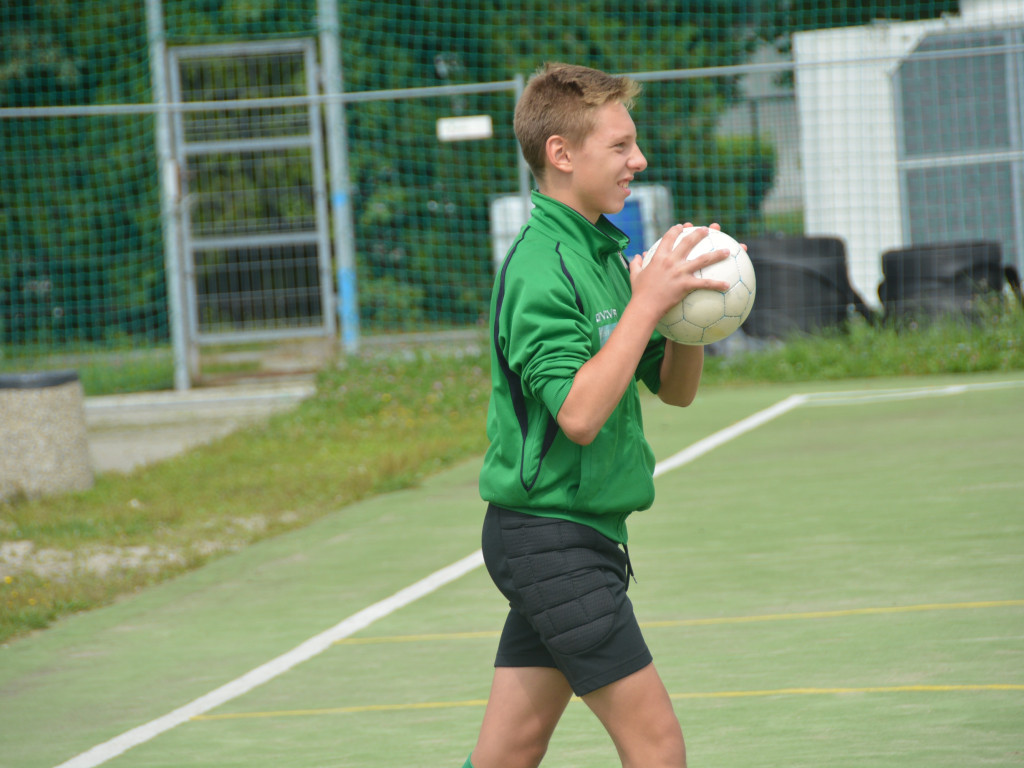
top-left (794, 0), bottom-right (1024, 307)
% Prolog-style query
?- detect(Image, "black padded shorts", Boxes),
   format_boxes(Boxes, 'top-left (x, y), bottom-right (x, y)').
top-left (481, 504), bottom-right (652, 696)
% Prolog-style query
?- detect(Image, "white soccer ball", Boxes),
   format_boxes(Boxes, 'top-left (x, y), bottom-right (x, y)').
top-left (640, 226), bottom-right (756, 345)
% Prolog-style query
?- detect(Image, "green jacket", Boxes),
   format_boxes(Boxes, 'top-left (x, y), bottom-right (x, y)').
top-left (479, 192), bottom-right (666, 543)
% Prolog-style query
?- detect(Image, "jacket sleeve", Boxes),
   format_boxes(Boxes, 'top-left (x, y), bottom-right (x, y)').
top-left (499, 257), bottom-right (592, 420)
top-left (635, 332), bottom-right (666, 394)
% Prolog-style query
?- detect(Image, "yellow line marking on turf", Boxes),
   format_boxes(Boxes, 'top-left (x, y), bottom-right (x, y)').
top-left (668, 685), bottom-right (1024, 700)
top-left (192, 699), bottom-right (491, 720)
top-left (641, 599), bottom-right (1024, 630)
top-left (191, 685), bottom-right (1024, 721)
top-left (335, 599), bottom-right (1024, 646)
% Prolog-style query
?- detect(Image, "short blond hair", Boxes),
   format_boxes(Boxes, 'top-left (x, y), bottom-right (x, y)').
top-left (514, 62), bottom-right (641, 183)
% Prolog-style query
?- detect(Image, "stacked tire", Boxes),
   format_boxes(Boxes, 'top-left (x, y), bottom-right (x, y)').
top-left (878, 241), bottom-right (1005, 321)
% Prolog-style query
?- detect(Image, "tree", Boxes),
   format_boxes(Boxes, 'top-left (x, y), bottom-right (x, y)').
top-left (757, 1), bottom-right (960, 50)
top-left (0, 0), bottom-right (163, 346)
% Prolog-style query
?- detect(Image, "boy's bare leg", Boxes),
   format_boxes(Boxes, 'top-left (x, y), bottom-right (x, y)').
top-left (584, 663), bottom-right (686, 768)
top-left (471, 666), bottom-right (574, 768)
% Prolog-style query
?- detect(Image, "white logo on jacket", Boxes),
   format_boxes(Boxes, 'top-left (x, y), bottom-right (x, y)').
top-left (596, 308), bottom-right (619, 347)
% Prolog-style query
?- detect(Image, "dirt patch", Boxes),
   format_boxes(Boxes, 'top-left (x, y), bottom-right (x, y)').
top-left (0, 540), bottom-right (187, 581)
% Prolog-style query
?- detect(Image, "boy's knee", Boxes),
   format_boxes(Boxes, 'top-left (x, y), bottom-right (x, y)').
top-left (473, 716), bottom-right (555, 768)
top-left (473, 740), bottom-right (548, 768)
top-left (652, 712), bottom-right (687, 767)
top-left (622, 736), bottom-right (686, 768)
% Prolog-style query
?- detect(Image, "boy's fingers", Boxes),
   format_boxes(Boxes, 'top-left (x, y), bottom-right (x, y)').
top-left (688, 247), bottom-right (730, 269)
top-left (669, 226), bottom-right (709, 256)
top-left (683, 221), bottom-right (722, 231)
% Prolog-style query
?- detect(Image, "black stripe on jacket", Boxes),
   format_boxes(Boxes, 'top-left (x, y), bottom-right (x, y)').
top-left (493, 232), bottom-right (582, 491)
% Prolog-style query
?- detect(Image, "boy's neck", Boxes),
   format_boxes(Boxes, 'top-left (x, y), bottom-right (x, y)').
top-left (537, 181), bottom-right (601, 225)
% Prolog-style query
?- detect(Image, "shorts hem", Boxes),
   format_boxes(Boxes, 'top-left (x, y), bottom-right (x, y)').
top-left (493, 655), bottom-right (559, 669)
top-left (493, 650), bottom-right (653, 697)
top-left (571, 650), bottom-right (653, 697)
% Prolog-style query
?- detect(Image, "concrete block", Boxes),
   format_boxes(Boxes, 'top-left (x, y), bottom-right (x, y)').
top-left (0, 371), bottom-right (93, 501)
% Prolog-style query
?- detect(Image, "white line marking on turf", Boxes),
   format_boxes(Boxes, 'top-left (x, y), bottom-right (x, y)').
top-left (653, 393), bottom-right (808, 477)
top-left (54, 396), bottom-right (801, 768)
top-left (54, 378), bottom-right (1023, 767)
top-left (802, 379), bottom-right (1024, 406)
top-left (52, 551), bottom-right (484, 768)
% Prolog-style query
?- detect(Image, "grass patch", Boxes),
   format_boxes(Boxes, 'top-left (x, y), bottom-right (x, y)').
top-left (1, 351), bottom-right (491, 643)
top-left (0, 347), bottom-right (176, 395)
top-left (706, 301), bottom-right (1024, 383)
top-left (2, 302), bottom-right (1023, 643)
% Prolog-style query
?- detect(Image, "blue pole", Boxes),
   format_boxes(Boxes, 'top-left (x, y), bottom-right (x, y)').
top-left (319, 1), bottom-right (360, 353)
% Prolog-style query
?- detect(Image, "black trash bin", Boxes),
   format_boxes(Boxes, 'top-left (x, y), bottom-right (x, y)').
top-left (0, 370), bottom-right (93, 500)
top-left (743, 235), bottom-right (871, 339)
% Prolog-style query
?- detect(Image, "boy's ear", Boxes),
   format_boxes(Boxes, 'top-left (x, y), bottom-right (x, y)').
top-left (545, 135), bottom-right (573, 173)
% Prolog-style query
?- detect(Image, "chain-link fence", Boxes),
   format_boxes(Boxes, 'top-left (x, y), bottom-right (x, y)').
top-left (2, 1), bottom-right (1021, 388)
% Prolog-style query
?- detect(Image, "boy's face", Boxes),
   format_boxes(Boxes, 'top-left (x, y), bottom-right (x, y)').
top-left (565, 100), bottom-right (647, 223)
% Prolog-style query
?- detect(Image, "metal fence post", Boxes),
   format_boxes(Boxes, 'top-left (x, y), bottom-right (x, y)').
top-left (319, 0), bottom-right (361, 354)
top-left (146, 0), bottom-right (191, 390)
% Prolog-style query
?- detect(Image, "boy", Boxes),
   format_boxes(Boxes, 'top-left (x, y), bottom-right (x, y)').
top-left (468, 63), bottom-right (730, 768)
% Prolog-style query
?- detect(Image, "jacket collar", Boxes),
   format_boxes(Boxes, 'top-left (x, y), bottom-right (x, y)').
top-left (527, 191), bottom-right (630, 260)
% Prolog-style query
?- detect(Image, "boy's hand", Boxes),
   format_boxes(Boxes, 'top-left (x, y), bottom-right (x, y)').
top-left (628, 223), bottom-right (731, 321)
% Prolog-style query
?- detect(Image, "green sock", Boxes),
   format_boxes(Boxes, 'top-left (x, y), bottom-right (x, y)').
top-left (462, 755), bottom-right (474, 768)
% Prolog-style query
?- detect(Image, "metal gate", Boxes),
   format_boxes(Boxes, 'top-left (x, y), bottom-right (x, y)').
top-left (168, 39), bottom-right (334, 349)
